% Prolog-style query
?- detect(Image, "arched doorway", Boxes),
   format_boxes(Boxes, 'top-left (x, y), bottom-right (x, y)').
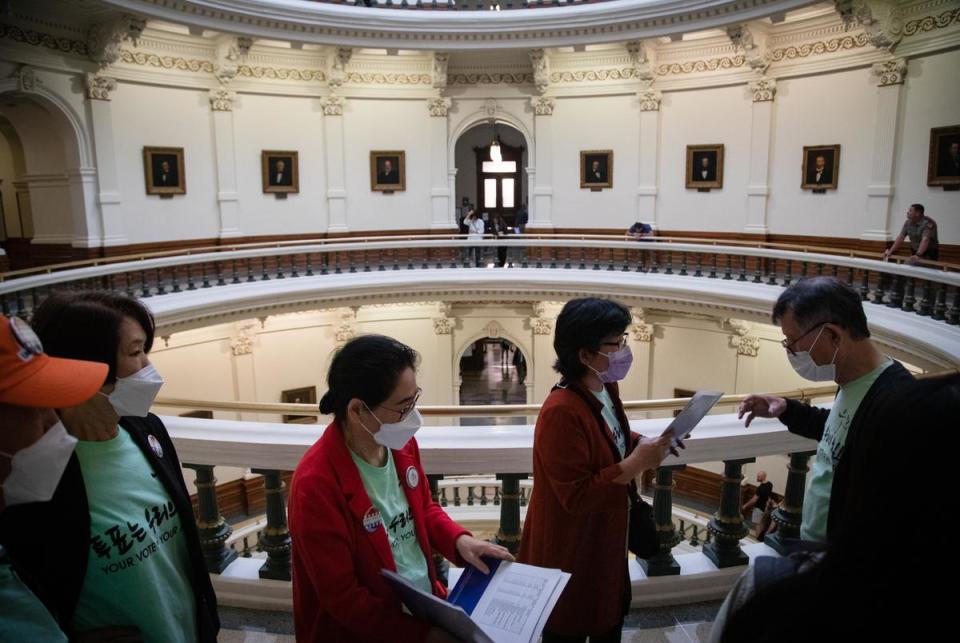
top-left (0, 115), bottom-right (28, 250)
top-left (0, 82), bottom-right (96, 268)
top-left (453, 122), bottom-right (527, 232)
top-left (458, 336), bottom-right (527, 426)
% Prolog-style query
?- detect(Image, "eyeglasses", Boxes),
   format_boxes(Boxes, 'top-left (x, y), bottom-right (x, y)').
top-left (375, 387), bottom-right (422, 421)
top-left (601, 334), bottom-right (628, 350)
top-left (781, 323), bottom-right (829, 356)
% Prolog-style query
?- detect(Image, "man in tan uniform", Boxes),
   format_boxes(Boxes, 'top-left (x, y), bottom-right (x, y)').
top-left (883, 203), bottom-right (939, 265)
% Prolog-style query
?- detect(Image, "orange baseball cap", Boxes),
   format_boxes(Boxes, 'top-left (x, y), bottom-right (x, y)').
top-left (0, 315), bottom-right (108, 408)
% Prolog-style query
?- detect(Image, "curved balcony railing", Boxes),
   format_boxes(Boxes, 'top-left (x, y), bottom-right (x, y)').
top-left (156, 372), bottom-right (954, 608)
top-left (305, 0), bottom-right (602, 9)
top-left (1, 235), bottom-right (958, 329)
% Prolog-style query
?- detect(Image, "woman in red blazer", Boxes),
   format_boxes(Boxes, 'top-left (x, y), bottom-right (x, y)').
top-left (519, 298), bottom-right (672, 642)
top-left (289, 335), bottom-right (512, 642)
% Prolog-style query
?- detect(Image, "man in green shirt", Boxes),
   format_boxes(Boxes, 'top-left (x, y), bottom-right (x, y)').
top-left (737, 277), bottom-right (914, 545)
top-left (0, 316), bottom-right (108, 642)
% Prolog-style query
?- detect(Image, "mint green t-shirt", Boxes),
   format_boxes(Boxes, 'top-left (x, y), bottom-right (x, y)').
top-left (801, 359), bottom-right (892, 543)
top-left (71, 429), bottom-right (197, 643)
top-left (350, 449), bottom-right (431, 594)
top-left (0, 557), bottom-right (67, 642)
top-left (592, 387), bottom-right (626, 458)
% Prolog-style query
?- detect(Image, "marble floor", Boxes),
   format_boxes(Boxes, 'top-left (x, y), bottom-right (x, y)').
top-left (217, 600), bottom-right (721, 642)
top-left (459, 338), bottom-right (529, 426)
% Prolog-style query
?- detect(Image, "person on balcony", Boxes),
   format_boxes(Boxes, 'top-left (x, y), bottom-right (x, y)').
top-left (882, 203), bottom-right (939, 265)
top-left (737, 277), bottom-right (914, 548)
top-left (289, 334), bottom-right (512, 642)
top-left (518, 298), bottom-right (675, 643)
top-left (0, 292), bottom-right (220, 643)
top-left (0, 315), bottom-right (107, 642)
top-left (464, 210), bottom-right (485, 267)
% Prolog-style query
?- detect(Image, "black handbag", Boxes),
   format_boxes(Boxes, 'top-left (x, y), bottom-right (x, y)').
top-left (628, 488), bottom-right (660, 559)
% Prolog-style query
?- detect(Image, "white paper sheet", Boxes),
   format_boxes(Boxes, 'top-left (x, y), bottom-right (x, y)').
top-left (470, 562), bottom-right (571, 643)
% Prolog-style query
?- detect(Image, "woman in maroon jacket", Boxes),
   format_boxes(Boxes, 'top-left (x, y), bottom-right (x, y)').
top-left (519, 298), bottom-right (672, 642)
top-left (289, 335), bottom-right (512, 642)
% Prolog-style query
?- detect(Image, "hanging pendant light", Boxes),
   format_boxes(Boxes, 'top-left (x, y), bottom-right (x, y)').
top-left (489, 121), bottom-right (502, 163)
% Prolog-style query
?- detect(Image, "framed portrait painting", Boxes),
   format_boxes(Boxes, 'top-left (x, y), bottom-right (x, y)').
top-left (801, 144), bottom-right (840, 190)
top-left (143, 146), bottom-right (185, 195)
top-left (927, 125), bottom-right (960, 187)
top-left (580, 150), bottom-right (613, 189)
top-left (686, 144), bottom-right (724, 189)
top-left (370, 151), bottom-right (406, 192)
top-left (282, 386), bottom-right (317, 424)
top-left (261, 150), bottom-right (300, 194)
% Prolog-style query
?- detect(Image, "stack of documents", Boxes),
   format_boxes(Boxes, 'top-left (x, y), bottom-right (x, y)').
top-left (383, 559), bottom-right (570, 643)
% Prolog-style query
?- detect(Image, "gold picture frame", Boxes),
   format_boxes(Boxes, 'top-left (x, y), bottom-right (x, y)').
top-left (282, 386), bottom-right (317, 424)
top-left (370, 151), bottom-right (406, 192)
top-left (685, 144), bottom-right (724, 189)
top-left (580, 150), bottom-right (613, 189)
top-left (927, 125), bottom-right (960, 187)
top-left (143, 146), bottom-right (186, 195)
top-left (261, 150), bottom-right (300, 194)
top-left (801, 144), bottom-right (840, 190)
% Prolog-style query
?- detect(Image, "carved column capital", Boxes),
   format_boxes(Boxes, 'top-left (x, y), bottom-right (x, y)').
top-left (321, 95), bottom-right (345, 116)
top-left (530, 96), bottom-right (555, 116)
top-left (750, 78), bottom-right (777, 102)
top-left (428, 96), bottom-right (452, 117)
top-left (209, 89), bottom-right (235, 111)
top-left (871, 58), bottom-right (907, 86)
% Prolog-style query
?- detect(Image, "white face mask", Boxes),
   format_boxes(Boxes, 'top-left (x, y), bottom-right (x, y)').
top-left (787, 326), bottom-right (839, 382)
top-left (360, 405), bottom-right (423, 451)
top-left (100, 363), bottom-right (164, 417)
top-left (0, 421), bottom-right (77, 507)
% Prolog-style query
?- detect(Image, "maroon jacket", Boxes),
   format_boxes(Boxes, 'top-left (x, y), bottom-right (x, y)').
top-left (289, 422), bottom-right (469, 642)
top-left (518, 380), bottom-right (640, 636)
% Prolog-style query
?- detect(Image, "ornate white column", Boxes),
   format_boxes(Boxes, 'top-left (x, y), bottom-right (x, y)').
top-left (528, 302), bottom-right (555, 404)
top-left (322, 95), bottom-right (349, 233)
top-left (429, 97), bottom-right (455, 230)
top-left (627, 308), bottom-right (655, 406)
top-left (863, 58), bottom-right (907, 242)
top-left (529, 97), bottom-right (555, 231)
top-left (637, 88), bottom-right (662, 227)
top-left (209, 89), bottom-right (242, 239)
top-left (229, 321), bottom-right (260, 422)
top-left (726, 319), bottom-right (761, 393)
top-left (84, 73), bottom-right (127, 246)
top-left (744, 78), bottom-right (776, 235)
top-left (447, 168), bottom-right (458, 227)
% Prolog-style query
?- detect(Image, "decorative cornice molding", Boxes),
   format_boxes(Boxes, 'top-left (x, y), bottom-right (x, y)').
top-left (530, 96), bottom-right (555, 116)
top-left (84, 73), bottom-right (116, 101)
top-left (209, 88), bottom-right (235, 111)
top-left (237, 64), bottom-right (325, 81)
top-left (903, 6), bottom-right (960, 36)
top-left (871, 57), bottom-right (907, 85)
top-left (448, 72), bottom-right (533, 86)
top-left (655, 55), bottom-right (746, 76)
top-left (530, 301), bottom-right (553, 335)
top-left (0, 22), bottom-right (88, 55)
top-left (769, 32), bottom-right (870, 60)
top-left (119, 49), bottom-right (215, 73)
top-left (834, 0), bottom-right (904, 51)
top-left (320, 94), bottom-right (344, 115)
top-left (750, 77), bottom-right (776, 101)
top-left (328, 46), bottom-right (352, 89)
top-left (428, 96), bottom-right (452, 117)
top-left (345, 71), bottom-right (432, 85)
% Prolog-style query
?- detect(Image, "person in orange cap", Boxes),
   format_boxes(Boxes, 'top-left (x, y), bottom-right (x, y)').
top-left (0, 314), bottom-right (107, 641)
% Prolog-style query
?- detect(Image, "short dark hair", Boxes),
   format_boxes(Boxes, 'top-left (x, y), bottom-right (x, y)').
top-left (31, 291), bottom-right (156, 384)
top-left (553, 298), bottom-right (631, 380)
top-left (772, 277), bottom-right (869, 340)
top-left (910, 203), bottom-right (925, 214)
top-left (318, 334), bottom-right (419, 422)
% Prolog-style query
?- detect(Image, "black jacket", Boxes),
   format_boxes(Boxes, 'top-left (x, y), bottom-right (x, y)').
top-left (777, 360), bottom-right (914, 543)
top-left (0, 414), bottom-right (219, 642)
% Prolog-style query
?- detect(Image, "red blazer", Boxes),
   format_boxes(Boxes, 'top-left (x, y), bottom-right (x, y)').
top-left (288, 422), bottom-right (469, 642)
top-left (518, 380), bottom-right (640, 636)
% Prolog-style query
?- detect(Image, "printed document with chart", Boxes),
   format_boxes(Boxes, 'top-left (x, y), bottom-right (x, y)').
top-left (383, 558), bottom-right (570, 643)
